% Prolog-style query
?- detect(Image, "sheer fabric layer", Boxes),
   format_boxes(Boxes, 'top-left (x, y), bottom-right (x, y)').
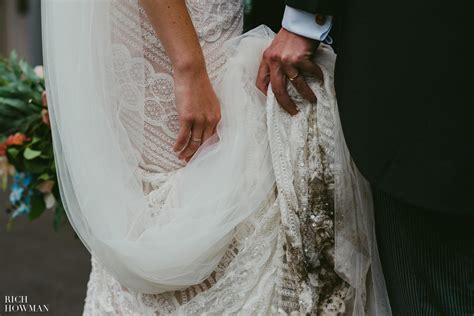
top-left (42, 0), bottom-right (390, 314)
top-left (43, 0), bottom-right (274, 294)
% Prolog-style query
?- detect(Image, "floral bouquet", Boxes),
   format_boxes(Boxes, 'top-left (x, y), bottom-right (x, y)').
top-left (0, 51), bottom-right (65, 231)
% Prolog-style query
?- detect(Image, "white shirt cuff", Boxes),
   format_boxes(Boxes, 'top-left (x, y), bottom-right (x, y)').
top-left (282, 6), bottom-right (332, 41)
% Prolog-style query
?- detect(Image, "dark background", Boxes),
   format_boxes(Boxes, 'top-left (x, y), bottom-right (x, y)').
top-left (0, 193), bottom-right (91, 315)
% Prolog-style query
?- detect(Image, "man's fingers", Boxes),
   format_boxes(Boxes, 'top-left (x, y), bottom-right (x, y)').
top-left (298, 60), bottom-right (324, 83)
top-left (291, 76), bottom-right (317, 103)
top-left (178, 122), bottom-right (204, 160)
top-left (283, 65), bottom-right (317, 103)
top-left (256, 59), bottom-right (271, 95)
top-left (270, 63), bottom-right (298, 115)
top-left (173, 119), bottom-right (192, 153)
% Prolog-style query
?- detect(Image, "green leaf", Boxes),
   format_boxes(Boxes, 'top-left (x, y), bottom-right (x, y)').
top-left (6, 147), bottom-right (20, 159)
top-left (23, 147), bottom-right (42, 160)
top-left (28, 193), bottom-right (46, 221)
top-left (23, 158), bottom-right (46, 173)
top-left (37, 173), bottom-right (51, 181)
top-left (30, 136), bottom-right (41, 145)
top-left (0, 97), bottom-right (29, 111)
top-left (53, 203), bottom-right (65, 231)
top-left (9, 51), bottom-right (18, 66)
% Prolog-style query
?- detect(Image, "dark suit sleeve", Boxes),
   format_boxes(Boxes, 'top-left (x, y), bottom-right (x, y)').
top-left (284, 0), bottom-right (339, 14)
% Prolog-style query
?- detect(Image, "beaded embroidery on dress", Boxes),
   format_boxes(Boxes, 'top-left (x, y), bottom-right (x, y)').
top-left (81, 0), bottom-right (351, 311)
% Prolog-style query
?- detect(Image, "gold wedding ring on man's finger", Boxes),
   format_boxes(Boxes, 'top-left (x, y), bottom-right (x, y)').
top-left (191, 137), bottom-right (202, 143)
top-left (288, 72), bottom-right (300, 82)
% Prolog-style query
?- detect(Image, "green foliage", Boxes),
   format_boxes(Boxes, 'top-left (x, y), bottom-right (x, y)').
top-left (0, 51), bottom-right (44, 135)
top-left (0, 51), bottom-right (66, 231)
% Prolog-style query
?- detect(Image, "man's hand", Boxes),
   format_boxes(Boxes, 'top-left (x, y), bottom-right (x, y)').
top-left (256, 28), bottom-right (323, 115)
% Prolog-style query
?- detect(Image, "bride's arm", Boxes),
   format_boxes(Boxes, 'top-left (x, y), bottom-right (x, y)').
top-left (140, 0), bottom-right (221, 161)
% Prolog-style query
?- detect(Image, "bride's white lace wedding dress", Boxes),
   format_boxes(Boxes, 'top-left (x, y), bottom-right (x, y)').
top-left (42, 0), bottom-right (390, 315)
top-left (81, 1), bottom-right (350, 315)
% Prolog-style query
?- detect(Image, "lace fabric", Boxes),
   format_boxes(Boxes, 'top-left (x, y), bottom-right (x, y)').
top-left (111, 0), bottom-right (244, 175)
top-left (83, 19), bottom-right (351, 314)
top-left (41, 0), bottom-right (388, 314)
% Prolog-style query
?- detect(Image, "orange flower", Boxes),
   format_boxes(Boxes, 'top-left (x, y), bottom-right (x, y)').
top-left (5, 133), bottom-right (30, 146)
top-left (0, 143), bottom-right (6, 156)
top-left (0, 133), bottom-right (31, 157)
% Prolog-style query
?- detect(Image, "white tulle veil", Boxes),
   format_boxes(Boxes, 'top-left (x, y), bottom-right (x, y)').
top-left (42, 0), bottom-right (275, 293)
top-left (332, 98), bottom-right (392, 315)
top-left (42, 0), bottom-right (390, 314)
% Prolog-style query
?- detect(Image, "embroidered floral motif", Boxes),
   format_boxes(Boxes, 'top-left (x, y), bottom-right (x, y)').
top-left (83, 1), bottom-right (350, 315)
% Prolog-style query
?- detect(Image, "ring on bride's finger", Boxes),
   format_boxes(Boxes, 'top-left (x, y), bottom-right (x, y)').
top-left (288, 72), bottom-right (300, 82)
top-left (191, 137), bottom-right (202, 143)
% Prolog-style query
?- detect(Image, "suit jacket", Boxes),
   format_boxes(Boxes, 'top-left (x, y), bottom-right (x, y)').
top-left (247, 0), bottom-right (474, 214)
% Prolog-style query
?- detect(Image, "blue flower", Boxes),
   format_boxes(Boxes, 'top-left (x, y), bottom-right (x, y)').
top-left (22, 173), bottom-right (32, 187)
top-left (9, 185), bottom-right (24, 204)
top-left (12, 172), bottom-right (32, 187)
top-left (8, 171), bottom-right (33, 214)
top-left (11, 178), bottom-right (21, 191)
top-left (11, 202), bottom-right (31, 218)
top-left (12, 172), bottom-right (24, 184)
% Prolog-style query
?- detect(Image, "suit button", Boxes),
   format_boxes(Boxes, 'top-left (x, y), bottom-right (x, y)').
top-left (315, 14), bottom-right (326, 25)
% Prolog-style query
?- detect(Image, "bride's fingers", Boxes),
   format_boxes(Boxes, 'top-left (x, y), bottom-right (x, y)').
top-left (283, 65), bottom-right (317, 103)
top-left (183, 124), bottom-right (214, 163)
top-left (174, 119), bottom-right (192, 153)
top-left (178, 122), bottom-right (204, 160)
top-left (201, 125), bottom-right (215, 145)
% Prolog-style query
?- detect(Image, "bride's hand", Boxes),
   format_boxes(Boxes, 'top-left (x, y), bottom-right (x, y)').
top-left (140, 0), bottom-right (220, 161)
top-left (173, 66), bottom-right (221, 161)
